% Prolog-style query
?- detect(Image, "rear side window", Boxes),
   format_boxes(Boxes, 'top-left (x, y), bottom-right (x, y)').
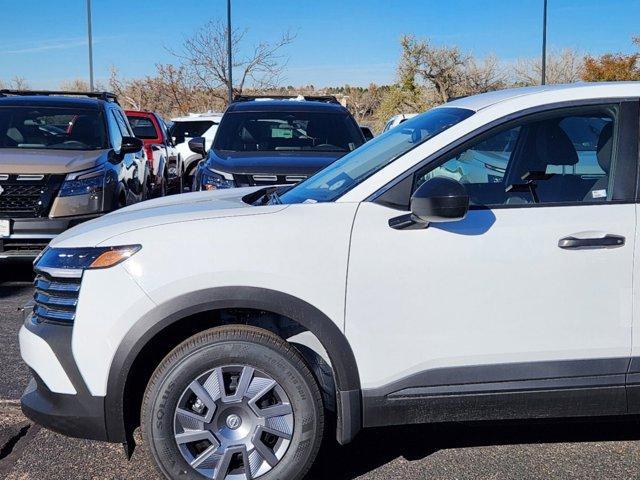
top-left (415, 105), bottom-right (619, 206)
top-left (128, 116), bottom-right (159, 139)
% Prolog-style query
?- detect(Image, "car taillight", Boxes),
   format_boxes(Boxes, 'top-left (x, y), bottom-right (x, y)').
top-left (144, 144), bottom-right (154, 166)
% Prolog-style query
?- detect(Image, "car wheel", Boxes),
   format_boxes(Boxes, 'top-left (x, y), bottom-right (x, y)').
top-left (142, 325), bottom-right (325, 480)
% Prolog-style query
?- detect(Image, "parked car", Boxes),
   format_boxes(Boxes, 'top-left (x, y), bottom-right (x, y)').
top-left (360, 125), bottom-right (375, 141)
top-left (382, 113), bottom-right (418, 132)
top-left (0, 90), bottom-right (147, 261)
top-left (190, 95), bottom-right (365, 191)
top-left (125, 110), bottom-right (182, 196)
top-left (169, 112), bottom-right (223, 187)
top-left (20, 82), bottom-right (639, 480)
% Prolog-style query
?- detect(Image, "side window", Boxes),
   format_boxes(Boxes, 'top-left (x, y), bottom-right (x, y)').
top-left (114, 110), bottom-right (133, 137)
top-left (415, 106), bottom-right (618, 207)
top-left (107, 111), bottom-right (123, 151)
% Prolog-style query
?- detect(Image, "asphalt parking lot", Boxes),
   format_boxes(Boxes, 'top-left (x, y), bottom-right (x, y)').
top-left (2, 265), bottom-right (640, 479)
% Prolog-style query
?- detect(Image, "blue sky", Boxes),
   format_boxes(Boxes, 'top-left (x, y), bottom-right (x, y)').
top-left (0, 0), bottom-right (638, 88)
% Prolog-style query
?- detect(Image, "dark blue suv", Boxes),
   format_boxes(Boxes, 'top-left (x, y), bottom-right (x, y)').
top-left (190, 95), bottom-right (365, 190)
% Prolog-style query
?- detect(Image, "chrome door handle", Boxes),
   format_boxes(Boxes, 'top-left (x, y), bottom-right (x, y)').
top-left (558, 234), bottom-right (625, 250)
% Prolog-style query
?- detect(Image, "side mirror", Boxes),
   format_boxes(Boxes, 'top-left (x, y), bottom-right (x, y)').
top-left (188, 136), bottom-right (207, 156)
top-left (360, 126), bottom-right (374, 142)
top-left (120, 136), bottom-right (144, 155)
top-left (389, 177), bottom-right (469, 230)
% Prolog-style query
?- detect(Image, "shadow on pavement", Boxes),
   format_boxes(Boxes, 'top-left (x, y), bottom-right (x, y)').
top-left (309, 417), bottom-right (640, 479)
top-left (0, 263), bottom-right (34, 298)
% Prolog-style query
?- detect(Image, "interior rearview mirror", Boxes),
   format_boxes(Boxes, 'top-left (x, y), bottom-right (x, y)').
top-left (389, 177), bottom-right (469, 230)
top-left (188, 136), bottom-right (207, 156)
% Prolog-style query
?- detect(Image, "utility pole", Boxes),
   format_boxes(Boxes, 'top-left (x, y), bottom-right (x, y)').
top-left (87, 0), bottom-right (95, 91)
top-left (541, 0), bottom-right (548, 85)
top-left (227, 0), bottom-right (233, 103)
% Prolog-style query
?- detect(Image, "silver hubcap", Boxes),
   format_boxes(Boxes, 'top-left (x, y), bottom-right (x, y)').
top-left (173, 365), bottom-right (294, 479)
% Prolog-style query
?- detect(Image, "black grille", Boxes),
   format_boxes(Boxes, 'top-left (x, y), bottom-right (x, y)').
top-left (0, 175), bottom-right (64, 218)
top-left (33, 272), bottom-right (81, 325)
top-left (0, 184), bottom-right (44, 213)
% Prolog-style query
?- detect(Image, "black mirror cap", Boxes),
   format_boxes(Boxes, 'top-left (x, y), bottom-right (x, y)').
top-left (410, 177), bottom-right (469, 224)
top-left (120, 136), bottom-right (144, 154)
top-left (188, 136), bottom-right (207, 156)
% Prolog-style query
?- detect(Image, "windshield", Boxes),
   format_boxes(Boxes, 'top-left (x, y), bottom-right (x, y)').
top-left (0, 106), bottom-right (108, 151)
top-left (127, 115), bottom-right (159, 139)
top-left (214, 111), bottom-right (364, 153)
top-left (280, 107), bottom-right (474, 204)
top-left (170, 120), bottom-right (215, 143)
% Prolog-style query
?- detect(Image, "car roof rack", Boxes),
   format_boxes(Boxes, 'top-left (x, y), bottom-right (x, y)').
top-left (233, 94), bottom-right (340, 105)
top-left (0, 90), bottom-right (119, 104)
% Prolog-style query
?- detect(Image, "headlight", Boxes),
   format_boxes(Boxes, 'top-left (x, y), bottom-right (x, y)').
top-left (59, 170), bottom-right (105, 197)
top-left (201, 170), bottom-right (236, 190)
top-left (36, 245), bottom-right (141, 273)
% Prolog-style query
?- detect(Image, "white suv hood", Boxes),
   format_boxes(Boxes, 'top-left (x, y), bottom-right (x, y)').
top-left (51, 187), bottom-right (287, 248)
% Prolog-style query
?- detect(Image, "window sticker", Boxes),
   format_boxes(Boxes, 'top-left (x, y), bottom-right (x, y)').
top-left (591, 189), bottom-right (607, 199)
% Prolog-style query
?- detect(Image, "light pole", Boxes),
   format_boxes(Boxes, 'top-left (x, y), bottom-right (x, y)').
top-left (227, 0), bottom-right (233, 103)
top-left (87, 0), bottom-right (95, 91)
top-left (541, 0), bottom-right (547, 85)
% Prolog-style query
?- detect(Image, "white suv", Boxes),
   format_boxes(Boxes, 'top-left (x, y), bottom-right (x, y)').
top-left (20, 83), bottom-right (640, 480)
top-left (170, 112), bottom-right (223, 185)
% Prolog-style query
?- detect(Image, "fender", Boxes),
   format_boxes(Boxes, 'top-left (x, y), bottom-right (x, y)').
top-left (183, 153), bottom-right (203, 175)
top-left (104, 286), bottom-right (362, 445)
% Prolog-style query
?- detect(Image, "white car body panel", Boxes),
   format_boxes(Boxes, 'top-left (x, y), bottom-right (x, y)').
top-left (72, 201), bottom-right (357, 395)
top-left (19, 326), bottom-right (77, 394)
top-left (346, 202), bottom-right (635, 388)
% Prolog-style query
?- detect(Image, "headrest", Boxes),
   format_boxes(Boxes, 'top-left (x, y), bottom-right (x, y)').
top-left (596, 123), bottom-right (613, 174)
top-left (535, 123), bottom-right (578, 166)
top-left (240, 126), bottom-right (256, 143)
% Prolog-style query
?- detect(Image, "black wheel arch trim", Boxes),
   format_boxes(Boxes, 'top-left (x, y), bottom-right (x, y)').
top-left (104, 286), bottom-right (362, 444)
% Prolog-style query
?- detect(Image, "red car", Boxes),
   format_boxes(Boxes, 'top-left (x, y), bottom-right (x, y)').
top-left (125, 110), bottom-right (183, 195)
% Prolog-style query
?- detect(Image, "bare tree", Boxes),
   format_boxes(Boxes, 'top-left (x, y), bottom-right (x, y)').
top-left (399, 35), bottom-right (469, 103)
top-left (170, 20), bottom-right (295, 104)
top-left (461, 54), bottom-right (507, 95)
top-left (341, 84), bottom-right (383, 124)
top-left (514, 48), bottom-right (583, 85)
top-left (59, 78), bottom-right (91, 91)
top-left (2, 76), bottom-right (30, 90)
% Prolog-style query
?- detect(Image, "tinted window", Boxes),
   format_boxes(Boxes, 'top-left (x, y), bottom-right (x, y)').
top-left (170, 120), bottom-right (215, 142)
top-left (280, 107), bottom-right (473, 204)
top-left (114, 110), bottom-right (133, 136)
top-left (128, 116), bottom-right (158, 139)
top-left (107, 111), bottom-right (123, 151)
top-left (0, 106), bottom-right (108, 150)
top-left (416, 106), bottom-right (618, 206)
top-left (214, 112), bottom-right (364, 153)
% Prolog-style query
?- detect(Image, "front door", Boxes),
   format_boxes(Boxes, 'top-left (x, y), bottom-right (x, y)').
top-left (346, 102), bottom-right (638, 424)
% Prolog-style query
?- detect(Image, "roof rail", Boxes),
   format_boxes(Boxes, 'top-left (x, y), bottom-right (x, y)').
top-left (0, 90), bottom-right (119, 104)
top-left (232, 94), bottom-right (340, 105)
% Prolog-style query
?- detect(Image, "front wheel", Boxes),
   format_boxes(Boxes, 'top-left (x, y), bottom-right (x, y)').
top-left (142, 326), bottom-right (325, 480)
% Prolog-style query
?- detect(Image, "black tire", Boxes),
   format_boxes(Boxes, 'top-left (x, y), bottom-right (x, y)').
top-left (142, 325), bottom-right (325, 480)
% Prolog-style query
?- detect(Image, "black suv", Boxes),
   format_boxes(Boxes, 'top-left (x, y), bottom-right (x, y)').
top-left (190, 95), bottom-right (365, 190)
top-left (0, 90), bottom-right (147, 260)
